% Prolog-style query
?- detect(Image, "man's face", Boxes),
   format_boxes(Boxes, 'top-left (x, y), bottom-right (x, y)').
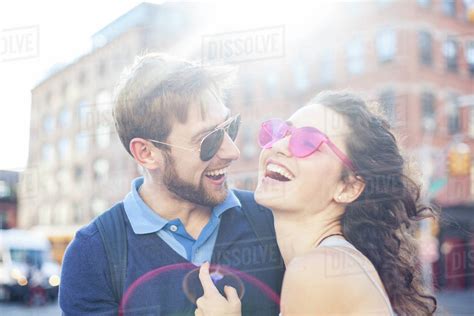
top-left (159, 90), bottom-right (240, 207)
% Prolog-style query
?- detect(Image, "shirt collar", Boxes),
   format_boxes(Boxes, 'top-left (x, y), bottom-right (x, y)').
top-left (123, 177), bottom-right (241, 235)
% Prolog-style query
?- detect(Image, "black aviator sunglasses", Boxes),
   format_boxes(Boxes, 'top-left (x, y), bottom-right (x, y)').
top-left (147, 114), bottom-right (241, 161)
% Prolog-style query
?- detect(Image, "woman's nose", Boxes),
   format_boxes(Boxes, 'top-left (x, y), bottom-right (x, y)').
top-left (270, 135), bottom-right (292, 157)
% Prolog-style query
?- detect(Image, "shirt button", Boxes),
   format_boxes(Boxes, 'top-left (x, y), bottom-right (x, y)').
top-left (169, 225), bottom-right (178, 232)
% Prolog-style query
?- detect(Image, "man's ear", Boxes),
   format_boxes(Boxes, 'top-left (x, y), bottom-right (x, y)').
top-left (129, 138), bottom-right (162, 170)
top-left (334, 175), bottom-right (365, 204)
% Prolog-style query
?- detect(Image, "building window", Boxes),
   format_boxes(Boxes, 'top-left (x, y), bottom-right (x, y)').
top-left (376, 29), bottom-right (397, 63)
top-left (0, 212), bottom-right (8, 229)
top-left (59, 107), bottom-right (71, 127)
top-left (78, 100), bottom-right (91, 130)
top-left (98, 60), bottom-right (107, 77)
top-left (346, 39), bottom-right (364, 75)
top-left (443, 38), bottom-right (458, 72)
top-left (73, 203), bottom-right (86, 224)
top-left (56, 168), bottom-right (70, 190)
top-left (442, 0), bottom-right (456, 17)
top-left (42, 144), bottom-right (56, 163)
top-left (38, 205), bottom-right (52, 225)
top-left (320, 51), bottom-right (335, 85)
top-left (446, 94), bottom-right (460, 134)
top-left (93, 158), bottom-right (109, 181)
top-left (418, 31), bottom-right (433, 66)
top-left (96, 126), bottom-right (111, 148)
top-left (0, 181), bottom-right (11, 198)
top-left (466, 41), bottom-right (474, 77)
top-left (379, 90), bottom-right (396, 125)
top-left (58, 138), bottom-right (71, 160)
top-left (421, 92), bottom-right (436, 132)
top-left (293, 61), bottom-right (310, 92)
top-left (45, 91), bottom-right (52, 105)
top-left (74, 165), bottom-right (83, 182)
top-left (45, 178), bottom-right (58, 195)
top-left (95, 91), bottom-right (113, 148)
top-left (264, 70), bottom-right (279, 98)
top-left (78, 71), bottom-right (86, 86)
top-left (469, 108), bottom-right (474, 138)
top-left (75, 132), bottom-right (89, 153)
top-left (61, 82), bottom-right (69, 97)
top-left (55, 201), bottom-right (72, 225)
top-left (417, 0), bottom-right (431, 7)
top-left (43, 115), bottom-right (55, 133)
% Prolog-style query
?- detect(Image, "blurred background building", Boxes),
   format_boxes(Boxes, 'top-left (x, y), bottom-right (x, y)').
top-left (0, 170), bottom-right (19, 229)
top-left (17, 0), bottom-right (474, 290)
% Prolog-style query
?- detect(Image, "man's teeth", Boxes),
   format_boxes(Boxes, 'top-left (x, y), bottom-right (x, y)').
top-left (205, 167), bottom-right (228, 177)
top-left (266, 163), bottom-right (294, 180)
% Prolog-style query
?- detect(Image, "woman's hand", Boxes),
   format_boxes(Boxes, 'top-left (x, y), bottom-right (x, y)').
top-left (194, 262), bottom-right (242, 316)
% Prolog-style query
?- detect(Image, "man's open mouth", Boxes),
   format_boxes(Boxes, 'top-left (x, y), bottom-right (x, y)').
top-left (265, 163), bottom-right (294, 182)
top-left (204, 167), bottom-right (228, 181)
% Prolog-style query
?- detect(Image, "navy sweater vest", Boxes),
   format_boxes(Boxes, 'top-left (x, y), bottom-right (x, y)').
top-left (60, 198), bottom-right (285, 315)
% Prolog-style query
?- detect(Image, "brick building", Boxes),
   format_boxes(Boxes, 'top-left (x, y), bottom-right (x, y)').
top-left (19, 0), bottom-right (474, 286)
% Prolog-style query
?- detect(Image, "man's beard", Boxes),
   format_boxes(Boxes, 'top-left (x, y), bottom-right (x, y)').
top-left (162, 153), bottom-right (227, 207)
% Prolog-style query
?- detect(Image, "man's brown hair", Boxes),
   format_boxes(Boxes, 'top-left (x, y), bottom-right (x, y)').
top-left (113, 53), bottom-right (233, 156)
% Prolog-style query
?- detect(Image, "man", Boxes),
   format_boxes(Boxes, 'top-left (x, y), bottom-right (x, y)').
top-left (59, 53), bottom-right (284, 315)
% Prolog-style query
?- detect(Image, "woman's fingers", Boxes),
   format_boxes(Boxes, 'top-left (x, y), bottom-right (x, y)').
top-left (199, 262), bottom-right (219, 296)
top-left (194, 308), bottom-right (203, 316)
top-left (224, 285), bottom-right (241, 306)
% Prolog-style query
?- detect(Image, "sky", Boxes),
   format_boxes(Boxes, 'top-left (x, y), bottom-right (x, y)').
top-left (0, 0), bottom-right (156, 171)
top-left (0, 0), bottom-right (309, 171)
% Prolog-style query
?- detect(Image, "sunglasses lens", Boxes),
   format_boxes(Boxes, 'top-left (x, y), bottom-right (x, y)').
top-left (200, 129), bottom-right (224, 161)
top-left (227, 116), bottom-right (240, 141)
top-left (258, 119), bottom-right (286, 148)
top-left (290, 127), bottom-right (323, 157)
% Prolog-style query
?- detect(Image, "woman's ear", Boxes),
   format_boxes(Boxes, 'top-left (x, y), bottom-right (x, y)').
top-left (334, 175), bottom-right (365, 204)
top-left (129, 138), bottom-right (162, 170)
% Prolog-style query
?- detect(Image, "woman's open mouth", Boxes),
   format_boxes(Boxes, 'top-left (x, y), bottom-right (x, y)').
top-left (264, 163), bottom-right (294, 182)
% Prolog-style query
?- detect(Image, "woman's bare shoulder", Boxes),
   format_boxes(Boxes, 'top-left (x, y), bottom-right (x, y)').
top-left (281, 247), bottom-right (390, 315)
top-left (285, 247), bottom-right (366, 285)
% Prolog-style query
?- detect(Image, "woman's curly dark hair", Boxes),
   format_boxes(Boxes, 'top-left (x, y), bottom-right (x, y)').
top-left (312, 91), bottom-right (437, 316)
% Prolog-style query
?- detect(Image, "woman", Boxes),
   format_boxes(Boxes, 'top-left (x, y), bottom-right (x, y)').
top-left (195, 91), bottom-right (437, 315)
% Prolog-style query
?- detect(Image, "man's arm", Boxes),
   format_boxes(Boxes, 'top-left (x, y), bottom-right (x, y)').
top-left (59, 226), bottom-right (118, 315)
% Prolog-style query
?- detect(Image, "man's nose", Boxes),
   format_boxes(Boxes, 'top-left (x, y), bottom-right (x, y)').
top-left (216, 133), bottom-right (240, 161)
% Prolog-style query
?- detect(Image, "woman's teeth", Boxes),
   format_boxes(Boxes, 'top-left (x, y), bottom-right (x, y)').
top-left (265, 163), bottom-right (294, 181)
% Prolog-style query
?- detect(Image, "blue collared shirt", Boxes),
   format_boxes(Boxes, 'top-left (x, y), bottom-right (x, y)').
top-left (123, 177), bottom-right (241, 265)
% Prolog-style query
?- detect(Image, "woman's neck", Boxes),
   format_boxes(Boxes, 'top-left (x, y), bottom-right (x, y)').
top-left (273, 207), bottom-right (343, 266)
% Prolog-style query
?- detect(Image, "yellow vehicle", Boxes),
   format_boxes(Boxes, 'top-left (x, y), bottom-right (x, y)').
top-left (31, 226), bottom-right (80, 264)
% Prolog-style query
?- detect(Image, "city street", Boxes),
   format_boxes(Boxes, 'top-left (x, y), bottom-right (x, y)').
top-left (436, 290), bottom-right (474, 315)
top-left (0, 300), bottom-right (60, 315)
top-left (0, 291), bottom-right (472, 315)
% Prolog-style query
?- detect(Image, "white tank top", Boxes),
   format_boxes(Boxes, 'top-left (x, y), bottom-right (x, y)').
top-left (318, 236), bottom-right (395, 315)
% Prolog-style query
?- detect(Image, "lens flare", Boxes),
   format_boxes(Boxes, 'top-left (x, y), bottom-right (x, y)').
top-left (119, 262), bottom-right (280, 316)
top-left (182, 265), bottom-right (245, 304)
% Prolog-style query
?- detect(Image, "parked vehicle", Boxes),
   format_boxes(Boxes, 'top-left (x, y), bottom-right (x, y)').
top-left (0, 229), bottom-right (61, 303)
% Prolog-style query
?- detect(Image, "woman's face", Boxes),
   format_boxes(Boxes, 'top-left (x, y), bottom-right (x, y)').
top-left (255, 104), bottom-right (352, 215)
